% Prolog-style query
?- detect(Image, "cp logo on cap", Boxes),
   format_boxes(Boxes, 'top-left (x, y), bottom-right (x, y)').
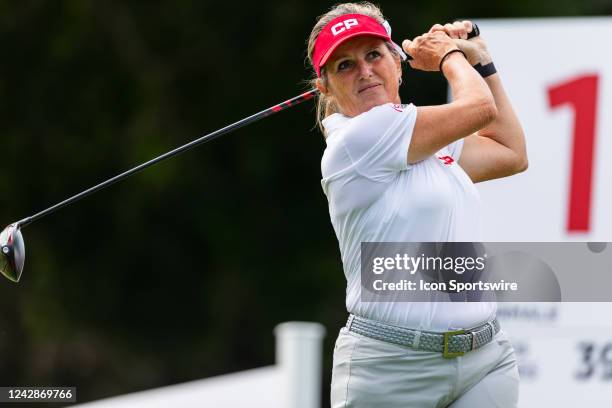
top-left (331, 18), bottom-right (359, 36)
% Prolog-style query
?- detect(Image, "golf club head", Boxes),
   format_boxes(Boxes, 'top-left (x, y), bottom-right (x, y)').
top-left (0, 223), bottom-right (25, 282)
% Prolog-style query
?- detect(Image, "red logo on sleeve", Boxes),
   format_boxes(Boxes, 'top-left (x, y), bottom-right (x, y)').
top-left (391, 104), bottom-right (403, 112)
top-left (438, 155), bottom-right (454, 165)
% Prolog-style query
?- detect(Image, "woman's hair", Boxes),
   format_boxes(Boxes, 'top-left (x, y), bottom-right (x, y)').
top-left (306, 2), bottom-right (394, 133)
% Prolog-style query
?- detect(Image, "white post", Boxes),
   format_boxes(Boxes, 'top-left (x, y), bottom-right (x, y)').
top-left (274, 322), bottom-right (326, 408)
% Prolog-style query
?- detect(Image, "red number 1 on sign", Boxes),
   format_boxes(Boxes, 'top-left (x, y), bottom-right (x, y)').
top-left (548, 74), bottom-right (599, 233)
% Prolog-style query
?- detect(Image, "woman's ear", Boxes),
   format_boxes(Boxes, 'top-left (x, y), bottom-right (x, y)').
top-left (316, 77), bottom-right (329, 95)
top-left (394, 54), bottom-right (402, 77)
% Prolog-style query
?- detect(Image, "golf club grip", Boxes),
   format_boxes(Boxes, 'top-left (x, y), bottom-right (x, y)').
top-left (405, 22), bottom-right (480, 61)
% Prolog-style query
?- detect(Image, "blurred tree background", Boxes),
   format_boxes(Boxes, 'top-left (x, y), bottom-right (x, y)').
top-left (0, 0), bottom-right (610, 406)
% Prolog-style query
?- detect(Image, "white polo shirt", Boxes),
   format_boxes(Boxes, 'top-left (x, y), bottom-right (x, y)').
top-left (321, 102), bottom-right (495, 331)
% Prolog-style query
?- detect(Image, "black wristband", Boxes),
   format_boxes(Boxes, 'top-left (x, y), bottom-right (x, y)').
top-left (439, 49), bottom-right (467, 72)
top-left (473, 62), bottom-right (497, 78)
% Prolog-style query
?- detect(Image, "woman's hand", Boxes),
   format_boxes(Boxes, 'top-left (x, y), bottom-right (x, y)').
top-left (428, 21), bottom-right (492, 66)
top-left (402, 31), bottom-right (461, 71)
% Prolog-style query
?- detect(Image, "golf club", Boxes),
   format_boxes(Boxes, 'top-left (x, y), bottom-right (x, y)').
top-left (0, 23), bottom-right (482, 283)
top-left (0, 89), bottom-right (319, 283)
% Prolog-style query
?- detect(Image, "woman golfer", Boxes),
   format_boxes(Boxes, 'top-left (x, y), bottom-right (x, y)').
top-left (307, 2), bottom-right (526, 407)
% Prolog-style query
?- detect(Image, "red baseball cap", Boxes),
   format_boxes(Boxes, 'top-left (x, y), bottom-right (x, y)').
top-left (313, 13), bottom-right (396, 78)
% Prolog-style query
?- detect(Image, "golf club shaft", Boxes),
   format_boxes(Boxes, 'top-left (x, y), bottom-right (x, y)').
top-left (16, 89), bottom-right (319, 229)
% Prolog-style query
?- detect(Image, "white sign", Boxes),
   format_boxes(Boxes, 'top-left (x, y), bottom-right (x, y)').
top-left (473, 18), bottom-right (612, 407)
top-left (476, 17), bottom-right (612, 241)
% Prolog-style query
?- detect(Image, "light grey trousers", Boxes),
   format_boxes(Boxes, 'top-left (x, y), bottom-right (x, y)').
top-left (331, 327), bottom-right (519, 408)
